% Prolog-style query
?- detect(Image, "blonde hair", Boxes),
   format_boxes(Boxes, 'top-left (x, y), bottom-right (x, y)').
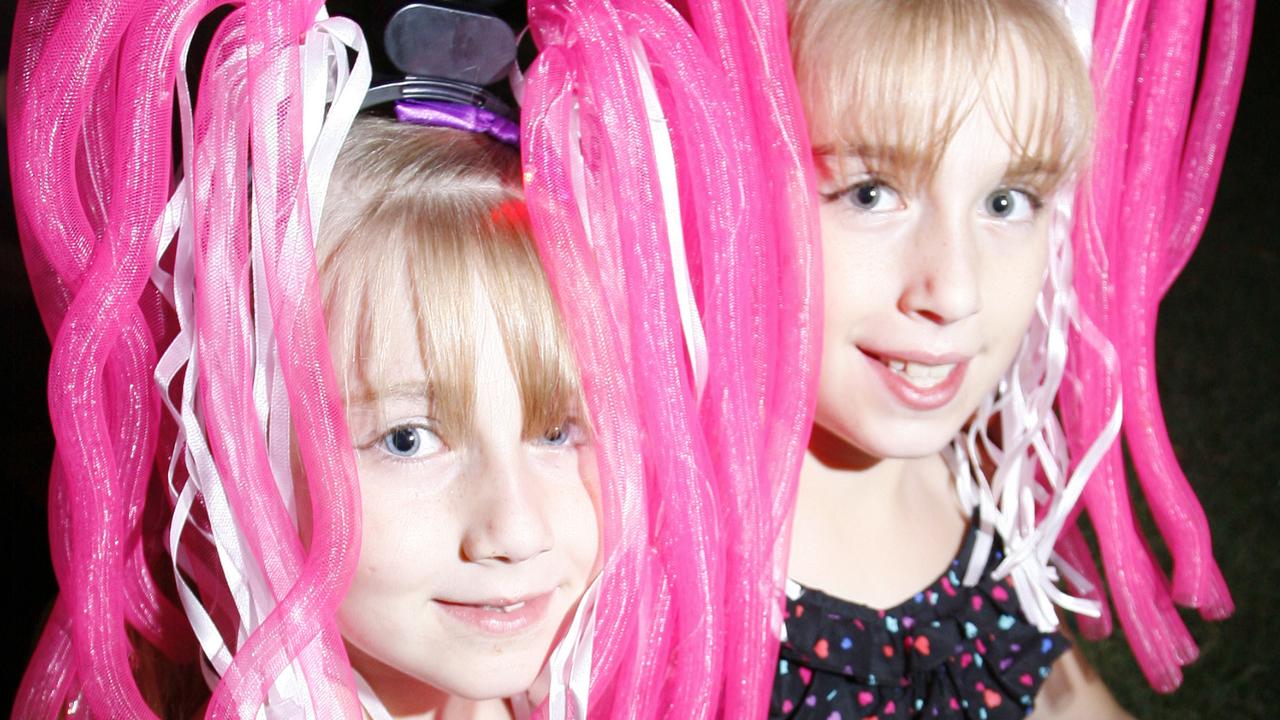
top-left (790, 0), bottom-right (1093, 193)
top-left (317, 118), bottom-right (580, 441)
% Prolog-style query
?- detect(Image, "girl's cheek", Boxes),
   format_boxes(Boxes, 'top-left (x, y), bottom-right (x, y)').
top-left (565, 446), bottom-right (603, 573)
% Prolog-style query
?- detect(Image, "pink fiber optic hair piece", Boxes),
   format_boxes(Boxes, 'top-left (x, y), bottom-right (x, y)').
top-left (10, 0), bottom-right (364, 717)
top-left (521, 0), bottom-right (818, 715)
top-left (677, 0), bottom-right (822, 715)
top-left (1060, 0), bottom-right (1253, 692)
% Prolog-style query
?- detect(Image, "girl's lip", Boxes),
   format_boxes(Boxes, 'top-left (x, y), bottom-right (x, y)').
top-left (433, 591), bottom-right (554, 636)
top-left (860, 348), bottom-right (969, 411)
top-left (857, 345), bottom-right (971, 365)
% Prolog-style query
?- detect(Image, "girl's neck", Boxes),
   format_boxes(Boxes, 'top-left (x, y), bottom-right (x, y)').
top-left (355, 663), bottom-right (514, 720)
top-left (368, 696), bottom-right (512, 720)
top-left (787, 428), bottom-right (967, 610)
top-left (800, 423), bottom-right (951, 516)
top-left (436, 698), bottom-right (513, 720)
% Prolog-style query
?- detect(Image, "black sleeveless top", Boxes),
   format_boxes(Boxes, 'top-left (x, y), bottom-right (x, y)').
top-left (771, 525), bottom-right (1068, 719)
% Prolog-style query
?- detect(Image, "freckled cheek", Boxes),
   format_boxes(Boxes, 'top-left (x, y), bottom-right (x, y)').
top-left (552, 465), bottom-right (602, 575)
top-left (354, 480), bottom-right (454, 590)
top-left (821, 234), bottom-right (898, 334)
top-left (821, 276), bottom-right (862, 344)
top-left (981, 262), bottom-right (1046, 368)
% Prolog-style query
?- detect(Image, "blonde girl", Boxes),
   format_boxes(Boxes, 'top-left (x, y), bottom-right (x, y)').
top-left (775, 2), bottom-right (1132, 717)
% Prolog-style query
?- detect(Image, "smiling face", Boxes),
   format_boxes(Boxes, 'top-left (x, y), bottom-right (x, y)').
top-left (311, 120), bottom-right (600, 711)
top-left (333, 276), bottom-right (598, 707)
top-left (813, 107), bottom-right (1051, 460)
top-left (790, 0), bottom-right (1093, 463)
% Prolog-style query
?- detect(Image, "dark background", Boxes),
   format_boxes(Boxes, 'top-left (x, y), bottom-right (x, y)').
top-left (2, 1), bottom-right (1277, 717)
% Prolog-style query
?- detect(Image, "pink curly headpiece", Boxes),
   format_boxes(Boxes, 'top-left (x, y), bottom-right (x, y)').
top-left (520, 0), bottom-right (820, 714)
top-left (1055, 0), bottom-right (1254, 692)
top-left (523, 0), bottom-right (1255, 709)
top-left (11, 0), bottom-right (364, 716)
top-left (6, 0), bottom-right (1254, 716)
top-left (9, 0), bottom-right (819, 715)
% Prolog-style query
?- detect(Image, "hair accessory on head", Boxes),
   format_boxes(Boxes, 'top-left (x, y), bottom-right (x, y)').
top-left (395, 99), bottom-right (520, 146)
top-left (362, 2), bottom-right (518, 124)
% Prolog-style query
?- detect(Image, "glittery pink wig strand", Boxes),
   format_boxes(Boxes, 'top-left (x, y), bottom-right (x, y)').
top-left (522, 0), bottom-right (819, 715)
top-left (11, 0), bottom-right (364, 716)
top-left (1060, 0), bottom-right (1252, 692)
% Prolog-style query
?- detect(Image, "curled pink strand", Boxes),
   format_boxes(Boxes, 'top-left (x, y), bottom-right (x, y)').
top-left (12, 598), bottom-right (77, 717)
top-left (526, 0), bottom-right (725, 714)
top-left (1117, 0), bottom-right (1251, 618)
top-left (203, 1), bottom-right (362, 716)
top-left (1065, 0), bottom-right (1252, 691)
top-left (189, 8), bottom-right (358, 716)
top-left (11, 0), bottom-right (364, 715)
top-left (523, 40), bottom-right (670, 718)
top-left (524, 0), bottom-right (819, 715)
top-left (679, 0), bottom-right (822, 714)
top-left (11, 0), bottom-right (213, 713)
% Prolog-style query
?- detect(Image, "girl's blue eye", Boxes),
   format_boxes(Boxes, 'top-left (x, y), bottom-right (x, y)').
top-left (984, 188), bottom-right (1038, 220)
top-left (843, 180), bottom-right (902, 213)
top-left (537, 421), bottom-right (581, 447)
top-left (381, 425), bottom-right (443, 458)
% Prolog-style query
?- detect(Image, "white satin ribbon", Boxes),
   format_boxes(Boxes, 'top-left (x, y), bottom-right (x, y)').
top-left (628, 34), bottom-right (709, 403)
top-left (156, 29), bottom-right (271, 678)
top-left (153, 9), bottom-right (370, 718)
top-left (950, 0), bottom-right (1122, 632)
top-left (354, 672), bottom-right (396, 720)
top-left (955, 198), bottom-right (1119, 629)
top-left (508, 26), bottom-right (531, 107)
top-left (516, 575), bottom-right (600, 720)
top-left (1061, 0), bottom-right (1096, 60)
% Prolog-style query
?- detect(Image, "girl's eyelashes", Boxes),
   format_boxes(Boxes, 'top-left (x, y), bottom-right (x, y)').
top-left (367, 421), bottom-right (445, 460)
top-left (818, 171), bottom-right (1047, 222)
top-left (534, 419), bottom-right (585, 448)
top-left (982, 187), bottom-right (1041, 221)
top-left (824, 177), bottom-right (904, 213)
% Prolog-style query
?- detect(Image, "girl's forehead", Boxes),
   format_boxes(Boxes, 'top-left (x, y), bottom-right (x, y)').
top-left (798, 3), bottom-right (1092, 193)
top-left (816, 95), bottom-right (1066, 194)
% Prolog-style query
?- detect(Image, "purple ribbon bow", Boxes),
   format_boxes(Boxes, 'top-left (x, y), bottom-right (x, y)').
top-left (394, 99), bottom-right (520, 146)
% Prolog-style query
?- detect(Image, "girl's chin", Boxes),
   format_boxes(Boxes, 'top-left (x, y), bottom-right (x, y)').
top-left (435, 649), bottom-right (549, 701)
top-left (810, 416), bottom-right (965, 469)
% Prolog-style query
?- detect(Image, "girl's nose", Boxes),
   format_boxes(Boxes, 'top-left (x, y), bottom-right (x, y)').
top-left (897, 212), bottom-right (982, 325)
top-left (459, 453), bottom-right (555, 564)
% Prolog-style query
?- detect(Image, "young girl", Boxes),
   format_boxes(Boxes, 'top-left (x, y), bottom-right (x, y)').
top-left (8, 3), bottom-right (600, 716)
top-left (313, 117), bottom-right (600, 719)
top-left (774, 1), bottom-right (1129, 717)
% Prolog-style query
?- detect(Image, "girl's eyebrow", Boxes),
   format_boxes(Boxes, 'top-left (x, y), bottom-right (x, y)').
top-left (1002, 156), bottom-right (1063, 188)
top-left (817, 144), bottom-right (1066, 194)
top-left (815, 143), bottom-right (935, 188)
top-left (817, 143), bottom-right (926, 168)
top-left (348, 382), bottom-right (432, 407)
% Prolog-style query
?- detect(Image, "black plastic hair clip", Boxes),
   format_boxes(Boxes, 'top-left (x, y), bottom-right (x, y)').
top-left (360, 2), bottom-right (518, 119)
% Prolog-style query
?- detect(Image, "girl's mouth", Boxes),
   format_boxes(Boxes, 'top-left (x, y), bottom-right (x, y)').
top-left (879, 357), bottom-right (958, 389)
top-left (861, 348), bottom-right (969, 410)
top-left (434, 592), bottom-right (554, 635)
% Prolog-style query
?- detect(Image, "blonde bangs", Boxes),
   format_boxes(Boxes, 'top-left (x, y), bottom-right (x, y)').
top-left (479, 200), bottom-right (583, 437)
top-left (317, 119), bottom-right (582, 443)
top-left (790, 0), bottom-right (1094, 192)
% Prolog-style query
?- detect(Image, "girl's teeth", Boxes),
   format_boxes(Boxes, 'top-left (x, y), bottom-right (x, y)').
top-left (882, 358), bottom-right (956, 387)
top-left (482, 601), bottom-right (526, 613)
